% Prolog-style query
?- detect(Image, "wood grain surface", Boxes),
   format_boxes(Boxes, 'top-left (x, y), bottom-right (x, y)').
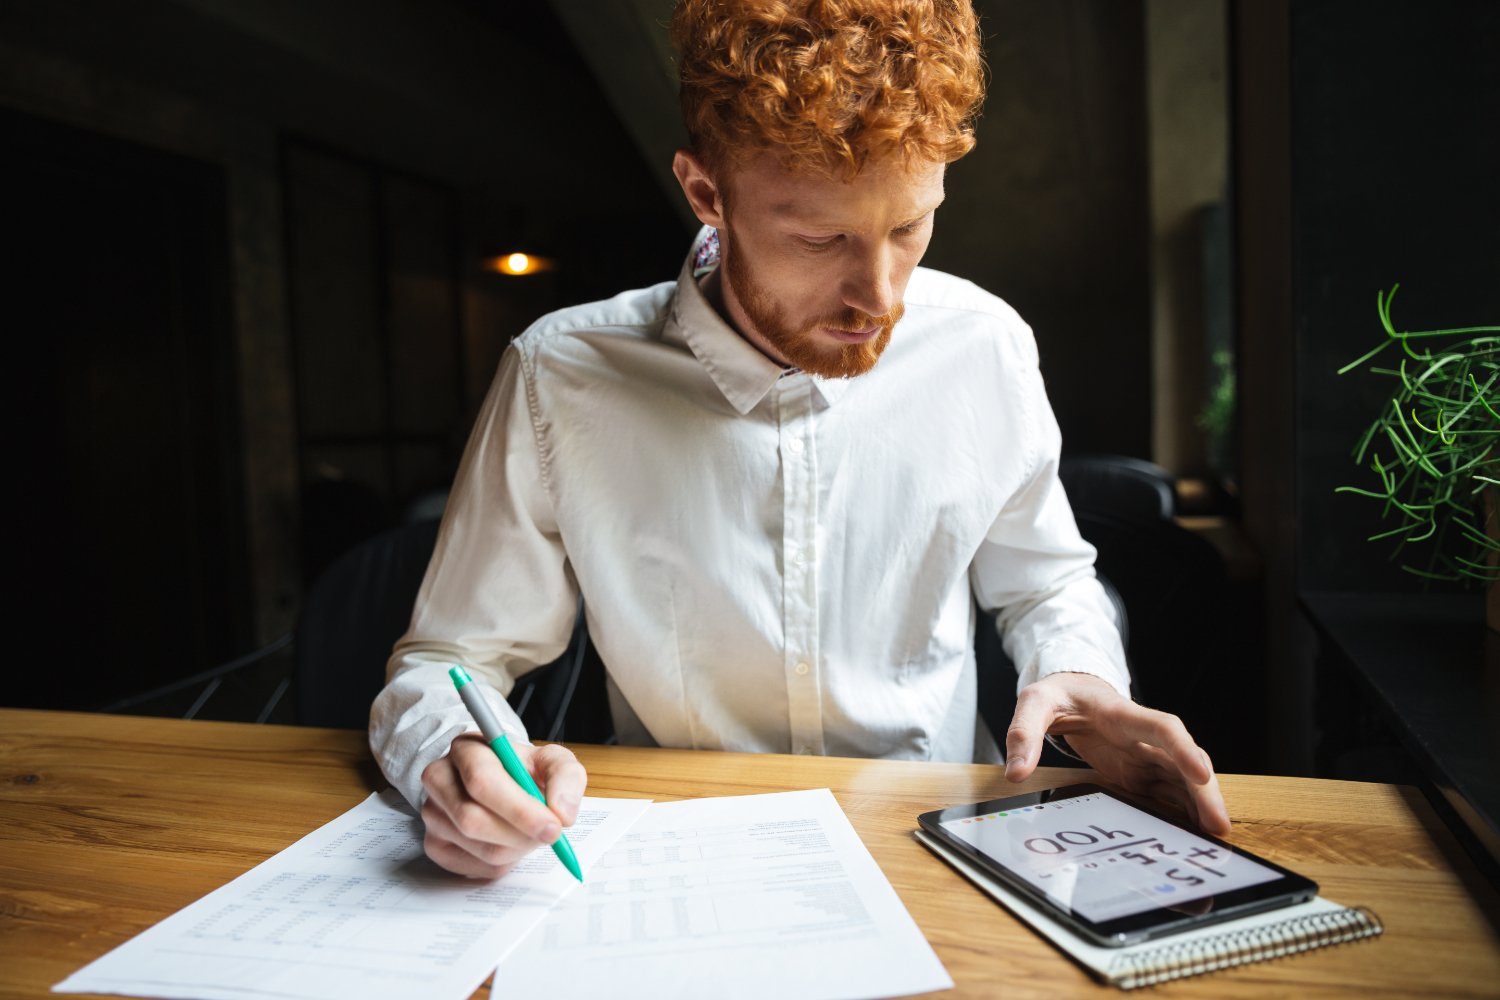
top-left (2, 708), bottom-right (1497, 999)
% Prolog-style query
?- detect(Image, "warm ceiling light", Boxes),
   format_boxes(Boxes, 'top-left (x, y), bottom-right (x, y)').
top-left (483, 252), bottom-right (556, 276)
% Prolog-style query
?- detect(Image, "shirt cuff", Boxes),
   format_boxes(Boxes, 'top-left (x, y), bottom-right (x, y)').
top-left (369, 659), bottom-right (531, 810)
top-left (1017, 636), bottom-right (1132, 700)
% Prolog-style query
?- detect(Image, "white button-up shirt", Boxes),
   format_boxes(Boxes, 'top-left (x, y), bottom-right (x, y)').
top-left (370, 228), bottom-right (1128, 808)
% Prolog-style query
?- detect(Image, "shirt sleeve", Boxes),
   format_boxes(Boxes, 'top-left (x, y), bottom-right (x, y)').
top-left (968, 344), bottom-right (1132, 700)
top-left (368, 344), bottom-right (579, 809)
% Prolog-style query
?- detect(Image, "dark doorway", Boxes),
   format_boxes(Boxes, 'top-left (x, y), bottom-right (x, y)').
top-left (7, 107), bottom-right (250, 710)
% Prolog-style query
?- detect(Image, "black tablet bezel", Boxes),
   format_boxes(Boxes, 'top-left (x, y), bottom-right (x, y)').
top-left (917, 783), bottom-right (1318, 947)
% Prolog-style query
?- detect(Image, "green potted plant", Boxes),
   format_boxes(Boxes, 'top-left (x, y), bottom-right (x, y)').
top-left (1337, 285), bottom-right (1500, 629)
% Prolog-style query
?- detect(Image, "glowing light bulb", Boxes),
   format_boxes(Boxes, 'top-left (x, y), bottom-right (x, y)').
top-left (482, 251), bottom-right (554, 276)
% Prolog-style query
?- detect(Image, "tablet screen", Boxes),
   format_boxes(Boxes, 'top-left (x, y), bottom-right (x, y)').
top-left (936, 789), bottom-right (1280, 923)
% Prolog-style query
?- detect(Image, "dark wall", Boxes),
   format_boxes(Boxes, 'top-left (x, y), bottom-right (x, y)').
top-left (925, 0), bottom-right (1153, 459)
top-left (0, 0), bottom-right (685, 710)
top-left (1292, 0), bottom-right (1500, 593)
top-left (8, 109), bottom-right (251, 709)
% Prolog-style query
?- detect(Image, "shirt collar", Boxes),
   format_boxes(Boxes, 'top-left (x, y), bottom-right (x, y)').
top-left (667, 227), bottom-right (848, 414)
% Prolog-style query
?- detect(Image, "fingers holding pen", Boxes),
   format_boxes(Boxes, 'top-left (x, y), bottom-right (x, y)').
top-left (447, 735), bottom-right (564, 842)
top-left (420, 799), bottom-right (527, 878)
top-left (529, 742), bottom-right (588, 826)
top-left (419, 736), bottom-right (561, 877)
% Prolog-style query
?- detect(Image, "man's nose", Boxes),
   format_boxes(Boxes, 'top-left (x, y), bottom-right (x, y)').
top-left (840, 245), bottom-right (895, 318)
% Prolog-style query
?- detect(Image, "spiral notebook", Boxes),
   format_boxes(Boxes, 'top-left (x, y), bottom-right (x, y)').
top-left (913, 829), bottom-right (1382, 989)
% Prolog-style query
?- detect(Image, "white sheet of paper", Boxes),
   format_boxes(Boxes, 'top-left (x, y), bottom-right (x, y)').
top-left (492, 788), bottom-right (952, 1000)
top-left (53, 788), bottom-right (651, 1000)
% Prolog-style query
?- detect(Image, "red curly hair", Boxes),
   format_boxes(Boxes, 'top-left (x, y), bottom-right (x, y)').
top-left (671, 0), bottom-right (986, 180)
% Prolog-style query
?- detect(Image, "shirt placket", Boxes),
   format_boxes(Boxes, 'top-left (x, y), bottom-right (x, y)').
top-left (778, 376), bottom-right (824, 755)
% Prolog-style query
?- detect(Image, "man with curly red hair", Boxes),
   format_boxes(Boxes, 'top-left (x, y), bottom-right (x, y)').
top-left (373, 0), bottom-right (1229, 879)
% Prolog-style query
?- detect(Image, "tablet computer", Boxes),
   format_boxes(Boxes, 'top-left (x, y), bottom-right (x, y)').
top-left (917, 783), bottom-right (1317, 947)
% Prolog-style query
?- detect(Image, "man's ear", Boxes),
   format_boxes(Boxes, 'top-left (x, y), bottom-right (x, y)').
top-left (672, 149), bottom-right (726, 229)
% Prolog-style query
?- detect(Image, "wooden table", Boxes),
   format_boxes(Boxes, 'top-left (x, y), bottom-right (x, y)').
top-left (2, 708), bottom-right (1498, 999)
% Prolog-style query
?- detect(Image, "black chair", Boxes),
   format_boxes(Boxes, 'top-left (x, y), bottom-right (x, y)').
top-left (1059, 454), bottom-right (1178, 522)
top-left (105, 519), bottom-right (596, 740)
top-left (297, 519), bottom-right (600, 737)
top-left (295, 518), bottom-right (442, 729)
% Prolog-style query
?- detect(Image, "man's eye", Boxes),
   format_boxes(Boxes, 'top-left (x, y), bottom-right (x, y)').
top-left (796, 235), bottom-right (839, 251)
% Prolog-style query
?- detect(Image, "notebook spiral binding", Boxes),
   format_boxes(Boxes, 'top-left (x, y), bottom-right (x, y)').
top-left (1106, 905), bottom-right (1384, 990)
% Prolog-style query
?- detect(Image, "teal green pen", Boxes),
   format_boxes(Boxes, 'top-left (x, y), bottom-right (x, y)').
top-left (448, 665), bottom-right (583, 882)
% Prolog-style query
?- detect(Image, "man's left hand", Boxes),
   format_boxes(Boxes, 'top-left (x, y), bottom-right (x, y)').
top-left (1004, 672), bottom-right (1231, 836)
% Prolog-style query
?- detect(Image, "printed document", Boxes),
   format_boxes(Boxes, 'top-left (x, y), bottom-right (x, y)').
top-left (53, 788), bottom-right (650, 1000)
top-left (492, 788), bottom-right (953, 1000)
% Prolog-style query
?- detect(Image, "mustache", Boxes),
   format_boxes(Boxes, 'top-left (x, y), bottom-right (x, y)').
top-left (817, 303), bottom-right (906, 332)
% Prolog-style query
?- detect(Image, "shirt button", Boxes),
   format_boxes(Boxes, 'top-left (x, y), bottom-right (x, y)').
top-left (794, 661), bottom-right (810, 676)
top-left (787, 437), bottom-right (805, 454)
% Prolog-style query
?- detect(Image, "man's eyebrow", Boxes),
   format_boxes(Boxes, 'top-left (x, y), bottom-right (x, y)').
top-left (772, 198), bottom-right (946, 228)
top-left (768, 201), bottom-right (822, 220)
top-left (898, 198), bottom-right (945, 226)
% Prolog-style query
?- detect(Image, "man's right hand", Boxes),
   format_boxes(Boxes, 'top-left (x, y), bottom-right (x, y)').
top-left (419, 733), bottom-right (588, 878)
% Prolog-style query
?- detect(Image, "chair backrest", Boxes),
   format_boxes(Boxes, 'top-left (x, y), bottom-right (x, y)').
top-left (296, 519), bottom-right (442, 729)
top-left (294, 519), bottom-right (590, 735)
top-left (1059, 454), bottom-right (1177, 522)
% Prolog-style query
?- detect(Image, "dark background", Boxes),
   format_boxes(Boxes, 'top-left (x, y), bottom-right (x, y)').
top-left (1290, 0), bottom-right (1500, 594)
